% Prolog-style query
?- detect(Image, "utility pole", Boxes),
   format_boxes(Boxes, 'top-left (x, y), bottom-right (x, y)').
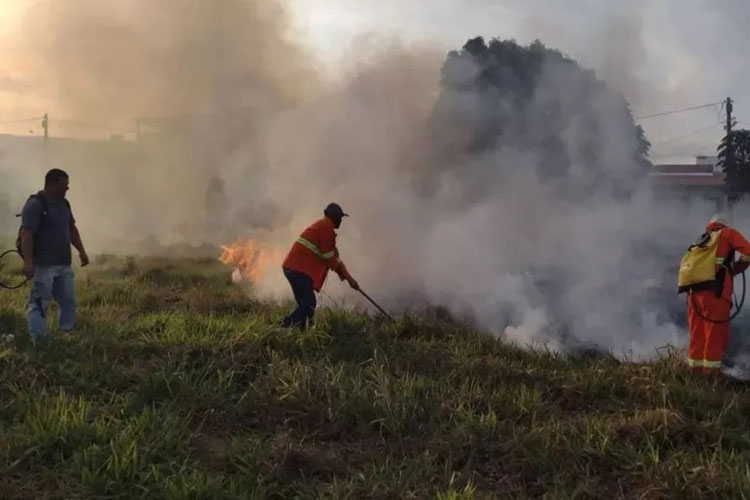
top-left (41, 113), bottom-right (49, 168)
top-left (725, 97), bottom-right (734, 220)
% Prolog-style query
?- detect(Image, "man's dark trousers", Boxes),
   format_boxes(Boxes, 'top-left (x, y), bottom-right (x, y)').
top-left (281, 268), bottom-right (317, 328)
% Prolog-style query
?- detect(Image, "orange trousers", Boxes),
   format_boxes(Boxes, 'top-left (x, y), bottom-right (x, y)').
top-left (687, 290), bottom-right (731, 373)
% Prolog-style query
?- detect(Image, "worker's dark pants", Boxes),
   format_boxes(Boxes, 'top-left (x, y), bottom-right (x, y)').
top-left (281, 268), bottom-right (317, 329)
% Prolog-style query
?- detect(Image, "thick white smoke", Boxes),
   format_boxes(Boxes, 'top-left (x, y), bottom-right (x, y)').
top-left (244, 40), bottom-right (719, 360)
top-left (0, 1), bottom-right (730, 360)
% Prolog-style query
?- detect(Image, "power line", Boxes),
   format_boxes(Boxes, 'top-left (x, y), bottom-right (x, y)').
top-left (55, 118), bottom-right (130, 135)
top-left (0, 116), bottom-right (43, 125)
top-left (56, 119), bottom-right (119, 131)
top-left (650, 122), bottom-right (723, 148)
top-left (0, 115), bottom-right (132, 139)
top-left (635, 102), bottom-right (723, 120)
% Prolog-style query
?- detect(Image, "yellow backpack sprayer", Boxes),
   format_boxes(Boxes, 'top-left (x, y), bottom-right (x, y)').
top-left (678, 229), bottom-right (746, 323)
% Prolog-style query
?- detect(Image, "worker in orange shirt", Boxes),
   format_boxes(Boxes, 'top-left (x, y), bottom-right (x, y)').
top-left (281, 203), bottom-right (359, 328)
top-left (686, 214), bottom-right (750, 374)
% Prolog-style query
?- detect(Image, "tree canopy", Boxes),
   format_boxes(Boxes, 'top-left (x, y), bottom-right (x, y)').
top-left (718, 129), bottom-right (750, 202)
top-left (430, 37), bottom-right (651, 199)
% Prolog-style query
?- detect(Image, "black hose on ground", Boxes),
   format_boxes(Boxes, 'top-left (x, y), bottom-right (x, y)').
top-left (0, 249), bottom-right (28, 290)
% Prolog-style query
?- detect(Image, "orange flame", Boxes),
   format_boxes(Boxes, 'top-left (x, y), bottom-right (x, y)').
top-left (219, 238), bottom-right (285, 284)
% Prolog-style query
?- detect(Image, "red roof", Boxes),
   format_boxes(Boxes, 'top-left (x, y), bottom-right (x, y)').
top-left (653, 164), bottom-right (714, 174)
top-left (649, 163), bottom-right (725, 187)
top-left (649, 174), bottom-right (725, 186)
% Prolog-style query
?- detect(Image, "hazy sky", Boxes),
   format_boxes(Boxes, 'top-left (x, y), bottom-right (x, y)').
top-left (1, 0), bottom-right (748, 163)
top-left (288, 0), bottom-right (750, 163)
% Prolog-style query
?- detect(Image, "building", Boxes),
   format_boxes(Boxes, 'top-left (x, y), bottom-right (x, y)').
top-left (648, 155), bottom-right (727, 210)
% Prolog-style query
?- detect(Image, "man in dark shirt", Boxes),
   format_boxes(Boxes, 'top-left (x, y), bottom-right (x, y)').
top-left (20, 169), bottom-right (88, 345)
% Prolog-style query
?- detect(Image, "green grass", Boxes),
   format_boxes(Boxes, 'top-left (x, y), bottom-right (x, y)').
top-left (2, 257), bottom-right (750, 498)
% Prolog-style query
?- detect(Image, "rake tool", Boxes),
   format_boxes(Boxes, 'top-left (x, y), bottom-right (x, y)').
top-left (357, 288), bottom-right (394, 322)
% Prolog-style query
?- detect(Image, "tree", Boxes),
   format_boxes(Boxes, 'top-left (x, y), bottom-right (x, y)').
top-left (718, 129), bottom-right (750, 203)
top-left (429, 37), bottom-right (651, 199)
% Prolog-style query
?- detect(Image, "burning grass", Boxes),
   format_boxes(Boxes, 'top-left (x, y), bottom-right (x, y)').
top-left (219, 238), bottom-right (284, 284)
top-left (2, 257), bottom-right (750, 498)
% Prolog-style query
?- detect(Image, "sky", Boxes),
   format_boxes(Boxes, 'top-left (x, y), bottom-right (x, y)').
top-left (1, 0), bottom-right (748, 163)
top-left (286, 0), bottom-right (750, 164)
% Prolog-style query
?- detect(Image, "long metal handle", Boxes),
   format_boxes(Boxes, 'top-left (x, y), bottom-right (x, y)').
top-left (358, 289), bottom-right (394, 321)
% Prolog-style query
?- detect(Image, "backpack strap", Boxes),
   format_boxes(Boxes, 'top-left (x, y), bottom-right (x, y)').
top-left (15, 193), bottom-right (40, 217)
top-left (689, 228), bottom-right (723, 250)
top-left (15, 193), bottom-right (69, 218)
top-left (33, 193), bottom-right (49, 216)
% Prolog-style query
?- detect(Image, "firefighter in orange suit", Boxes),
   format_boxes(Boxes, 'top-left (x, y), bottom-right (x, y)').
top-left (688, 214), bottom-right (750, 373)
top-left (281, 203), bottom-right (359, 328)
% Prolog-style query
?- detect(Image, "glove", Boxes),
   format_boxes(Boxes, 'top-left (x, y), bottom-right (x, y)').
top-left (337, 263), bottom-right (352, 282)
top-left (337, 263), bottom-right (359, 290)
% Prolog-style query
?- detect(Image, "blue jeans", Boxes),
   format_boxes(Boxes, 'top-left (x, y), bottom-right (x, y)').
top-left (281, 268), bottom-right (316, 329)
top-left (28, 265), bottom-right (76, 341)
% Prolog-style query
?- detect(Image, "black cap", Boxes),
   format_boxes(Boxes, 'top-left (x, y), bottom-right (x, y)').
top-left (324, 202), bottom-right (348, 218)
